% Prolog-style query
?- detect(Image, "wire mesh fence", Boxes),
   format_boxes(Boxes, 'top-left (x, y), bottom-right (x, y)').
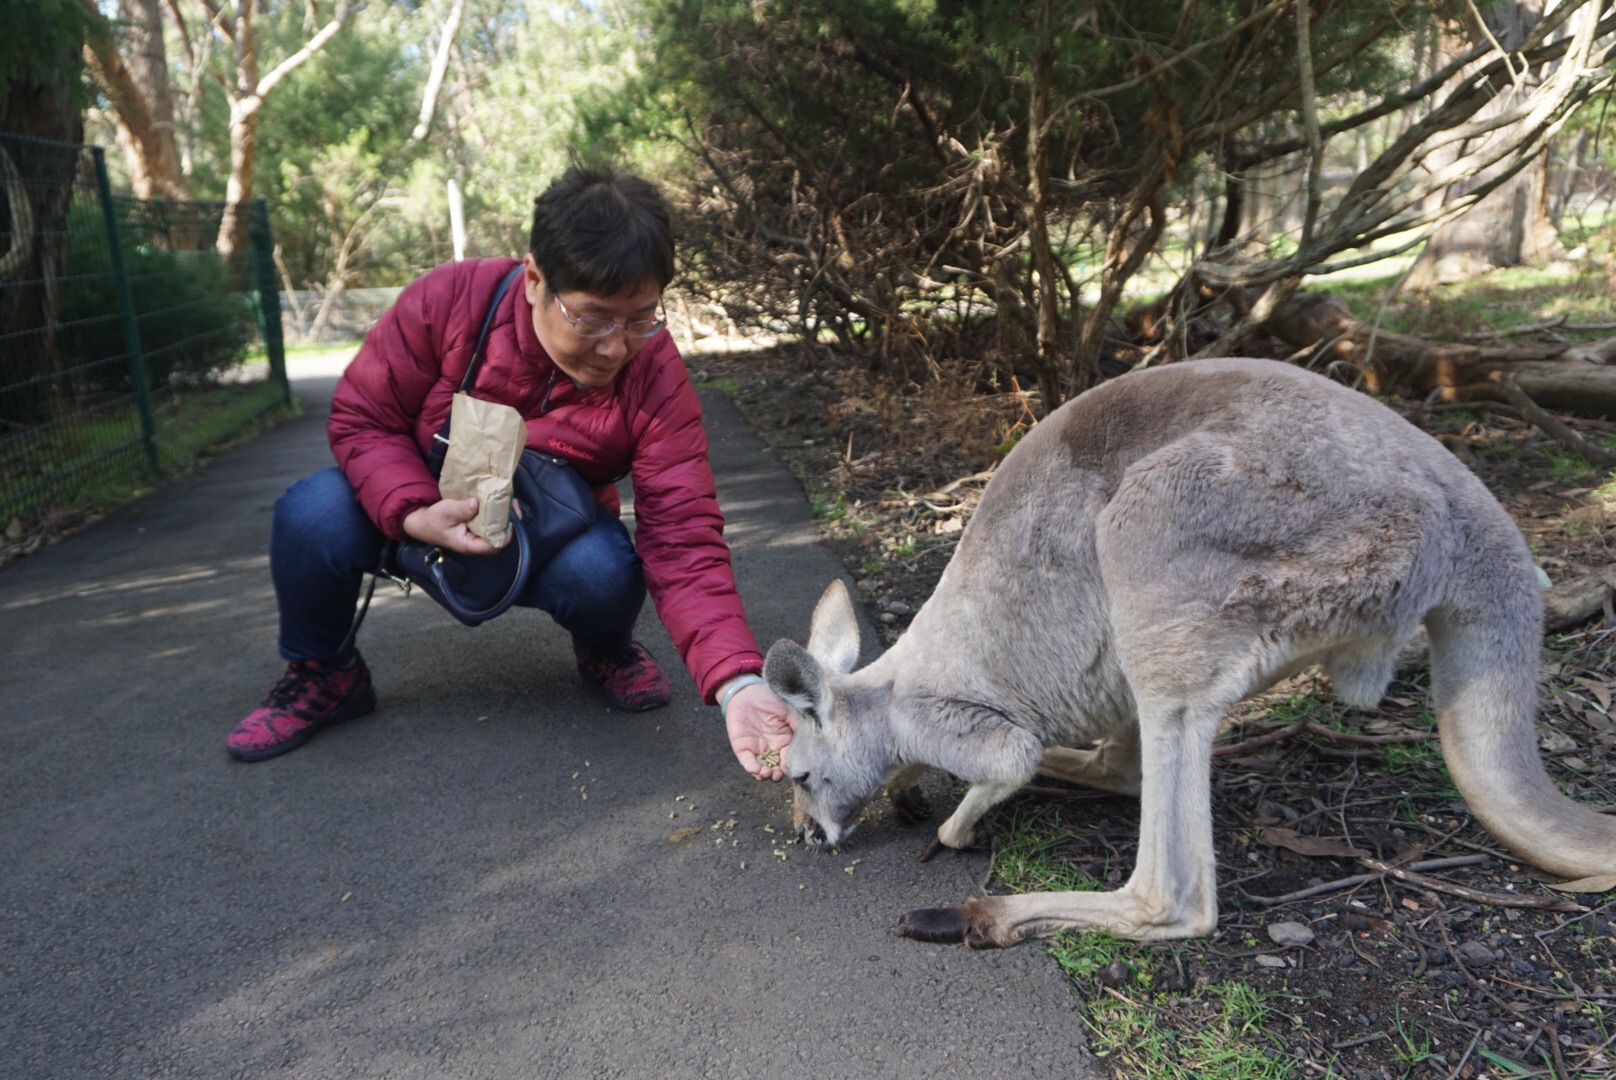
top-left (0, 131), bottom-right (288, 535)
top-left (279, 287), bottom-right (401, 345)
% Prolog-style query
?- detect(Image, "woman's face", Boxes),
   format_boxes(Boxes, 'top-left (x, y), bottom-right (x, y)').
top-left (523, 254), bottom-right (662, 389)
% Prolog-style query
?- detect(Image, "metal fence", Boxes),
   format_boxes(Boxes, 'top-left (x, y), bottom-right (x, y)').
top-left (0, 131), bottom-right (288, 532)
top-left (279, 287), bottom-right (401, 345)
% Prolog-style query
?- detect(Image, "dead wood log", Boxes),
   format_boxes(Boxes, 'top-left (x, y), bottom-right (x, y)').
top-left (1544, 569), bottom-right (1616, 633)
top-left (1259, 290), bottom-right (1616, 417)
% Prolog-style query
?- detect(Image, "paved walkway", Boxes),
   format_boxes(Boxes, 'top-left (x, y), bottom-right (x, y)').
top-left (0, 355), bottom-right (1097, 1078)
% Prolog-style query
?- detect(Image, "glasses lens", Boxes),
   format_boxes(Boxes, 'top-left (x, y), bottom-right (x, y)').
top-left (573, 317), bottom-right (617, 338)
top-left (624, 319), bottom-right (666, 339)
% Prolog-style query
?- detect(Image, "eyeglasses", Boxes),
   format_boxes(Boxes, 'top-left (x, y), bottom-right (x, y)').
top-left (552, 293), bottom-right (666, 339)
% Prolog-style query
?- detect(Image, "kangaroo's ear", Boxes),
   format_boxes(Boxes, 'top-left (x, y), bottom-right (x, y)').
top-left (807, 580), bottom-right (860, 676)
top-left (764, 639), bottom-right (829, 728)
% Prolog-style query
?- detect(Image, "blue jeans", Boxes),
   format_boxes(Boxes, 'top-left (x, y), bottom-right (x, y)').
top-left (271, 467), bottom-right (645, 665)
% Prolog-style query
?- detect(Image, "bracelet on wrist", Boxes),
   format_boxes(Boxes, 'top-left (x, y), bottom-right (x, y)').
top-left (719, 674), bottom-right (767, 719)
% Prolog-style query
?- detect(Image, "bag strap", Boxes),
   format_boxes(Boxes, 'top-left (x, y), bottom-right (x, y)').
top-left (425, 262), bottom-right (526, 479)
top-left (424, 518), bottom-right (534, 623)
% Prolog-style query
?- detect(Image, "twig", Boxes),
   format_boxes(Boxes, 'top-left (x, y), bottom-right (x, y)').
top-left (1535, 897), bottom-right (1616, 940)
top-left (1330, 1031), bottom-right (1388, 1051)
top-left (1461, 315), bottom-right (1568, 341)
top-left (1240, 856), bottom-right (1487, 906)
top-left (1448, 1029), bottom-right (1483, 1080)
top-left (1463, 317), bottom-right (1616, 342)
top-left (1359, 857), bottom-right (1587, 912)
top-left (1214, 719), bottom-right (1436, 758)
top-left (1214, 719), bottom-right (1307, 757)
top-left (1497, 375), bottom-right (1616, 470)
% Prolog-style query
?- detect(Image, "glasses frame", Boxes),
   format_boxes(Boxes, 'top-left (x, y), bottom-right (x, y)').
top-left (551, 291), bottom-right (666, 340)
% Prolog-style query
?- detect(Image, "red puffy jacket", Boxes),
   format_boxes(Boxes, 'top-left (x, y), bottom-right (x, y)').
top-left (327, 257), bottom-right (764, 703)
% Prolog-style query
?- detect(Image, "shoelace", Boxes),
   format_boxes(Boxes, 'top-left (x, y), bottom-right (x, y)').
top-left (264, 663), bottom-right (327, 710)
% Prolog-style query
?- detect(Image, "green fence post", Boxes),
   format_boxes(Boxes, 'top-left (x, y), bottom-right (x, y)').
top-left (247, 198), bottom-right (289, 403)
top-left (92, 145), bottom-right (161, 478)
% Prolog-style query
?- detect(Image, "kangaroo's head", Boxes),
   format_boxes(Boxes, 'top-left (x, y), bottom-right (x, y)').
top-left (764, 580), bottom-right (891, 849)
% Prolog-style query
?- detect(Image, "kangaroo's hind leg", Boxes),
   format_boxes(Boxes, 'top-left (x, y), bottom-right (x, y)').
top-left (901, 683), bottom-right (1235, 945)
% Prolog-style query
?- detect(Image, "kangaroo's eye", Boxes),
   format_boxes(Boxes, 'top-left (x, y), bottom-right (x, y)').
top-left (790, 772), bottom-right (810, 787)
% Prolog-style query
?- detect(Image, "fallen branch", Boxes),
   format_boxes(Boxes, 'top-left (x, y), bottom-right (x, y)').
top-left (1544, 570), bottom-right (1616, 632)
top-left (1358, 856), bottom-right (1587, 912)
top-left (1215, 719), bottom-right (1437, 758)
top-left (1240, 855), bottom-right (1488, 906)
top-left (1497, 374), bottom-right (1616, 469)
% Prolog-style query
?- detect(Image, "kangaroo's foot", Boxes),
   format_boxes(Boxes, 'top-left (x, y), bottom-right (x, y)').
top-left (919, 778), bottom-right (1021, 861)
top-left (899, 882), bottom-right (1216, 948)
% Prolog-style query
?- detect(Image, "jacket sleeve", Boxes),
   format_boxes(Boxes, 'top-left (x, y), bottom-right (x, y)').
top-left (628, 342), bottom-right (765, 704)
top-left (326, 270), bottom-right (453, 540)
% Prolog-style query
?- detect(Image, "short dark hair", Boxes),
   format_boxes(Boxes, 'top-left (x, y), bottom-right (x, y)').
top-left (528, 165), bottom-right (675, 297)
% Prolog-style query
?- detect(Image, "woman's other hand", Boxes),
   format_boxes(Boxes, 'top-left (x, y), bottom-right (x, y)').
top-left (724, 681), bottom-right (795, 781)
top-left (402, 497), bottom-right (504, 555)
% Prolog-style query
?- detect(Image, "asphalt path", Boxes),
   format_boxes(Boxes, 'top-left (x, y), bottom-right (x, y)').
top-left (0, 354), bottom-right (1098, 1078)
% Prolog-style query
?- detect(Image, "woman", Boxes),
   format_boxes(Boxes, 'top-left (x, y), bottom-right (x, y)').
top-left (226, 165), bottom-right (793, 779)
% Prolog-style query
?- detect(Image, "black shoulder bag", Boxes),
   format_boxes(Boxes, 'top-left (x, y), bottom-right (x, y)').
top-left (375, 265), bottom-right (598, 628)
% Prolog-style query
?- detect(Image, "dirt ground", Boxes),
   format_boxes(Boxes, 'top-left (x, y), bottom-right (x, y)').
top-left (690, 341), bottom-right (1616, 1080)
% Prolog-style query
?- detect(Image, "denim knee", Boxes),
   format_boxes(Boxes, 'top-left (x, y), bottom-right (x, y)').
top-left (272, 467), bottom-right (383, 576)
top-left (523, 515), bottom-right (645, 645)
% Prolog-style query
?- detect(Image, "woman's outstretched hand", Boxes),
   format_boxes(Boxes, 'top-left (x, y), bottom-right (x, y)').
top-left (724, 681), bottom-right (795, 781)
top-left (402, 497), bottom-right (505, 555)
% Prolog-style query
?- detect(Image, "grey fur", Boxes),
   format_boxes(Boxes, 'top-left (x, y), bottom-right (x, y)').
top-left (765, 359), bottom-right (1616, 947)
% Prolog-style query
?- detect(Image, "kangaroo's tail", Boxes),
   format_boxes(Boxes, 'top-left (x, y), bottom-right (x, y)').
top-left (1426, 604), bottom-right (1616, 879)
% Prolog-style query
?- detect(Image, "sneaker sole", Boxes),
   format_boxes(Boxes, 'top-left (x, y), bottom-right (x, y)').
top-left (604, 692), bottom-right (671, 713)
top-left (227, 685), bottom-right (379, 763)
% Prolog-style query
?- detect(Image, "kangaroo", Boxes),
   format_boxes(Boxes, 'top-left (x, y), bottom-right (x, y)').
top-left (763, 358), bottom-right (1616, 947)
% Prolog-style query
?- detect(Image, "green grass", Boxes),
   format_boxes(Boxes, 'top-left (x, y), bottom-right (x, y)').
top-left (1084, 981), bottom-right (1305, 1079)
top-left (1, 379), bottom-right (293, 529)
top-left (692, 376), bottom-right (742, 394)
top-left (985, 802), bottom-right (1309, 1079)
top-left (1328, 263), bottom-right (1615, 339)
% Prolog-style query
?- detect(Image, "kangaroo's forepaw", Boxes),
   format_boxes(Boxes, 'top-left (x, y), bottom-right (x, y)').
top-left (890, 786), bottom-right (932, 825)
top-left (900, 899), bottom-right (1008, 949)
top-left (918, 837), bottom-right (945, 862)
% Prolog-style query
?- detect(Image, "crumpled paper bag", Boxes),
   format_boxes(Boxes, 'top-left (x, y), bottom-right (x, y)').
top-left (438, 392), bottom-right (526, 547)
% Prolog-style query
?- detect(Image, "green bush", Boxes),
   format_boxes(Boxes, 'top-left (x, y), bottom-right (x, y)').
top-left (58, 214), bottom-right (258, 394)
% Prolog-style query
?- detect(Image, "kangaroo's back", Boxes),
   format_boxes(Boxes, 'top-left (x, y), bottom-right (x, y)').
top-left (904, 360), bottom-right (1527, 730)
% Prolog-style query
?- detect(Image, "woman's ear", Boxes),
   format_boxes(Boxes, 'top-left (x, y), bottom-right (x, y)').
top-left (522, 254), bottom-right (545, 304)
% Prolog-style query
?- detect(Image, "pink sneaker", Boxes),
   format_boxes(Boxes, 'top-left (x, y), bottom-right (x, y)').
top-left (573, 640), bottom-right (670, 712)
top-left (226, 655), bottom-right (376, 762)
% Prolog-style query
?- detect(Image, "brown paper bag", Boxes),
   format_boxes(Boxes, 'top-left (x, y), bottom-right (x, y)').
top-left (438, 392), bottom-right (526, 547)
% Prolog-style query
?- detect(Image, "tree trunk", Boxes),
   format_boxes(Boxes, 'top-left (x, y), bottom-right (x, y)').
top-left (1, 55), bottom-right (84, 425)
top-left (214, 2), bottom-right (356, 256)
top-left (1409, 148), bottom-right (1564, 285)
top-left (216, 98), bottom-right (260, 257)
top-left (411, 0), bottom-right (467, 142)
top-left (1407, 0), bottom-right (1568, 288)
top-left (1024, 0), bottom-right (1063, 409)
top-left (80, 0), bottom-right (189, 200)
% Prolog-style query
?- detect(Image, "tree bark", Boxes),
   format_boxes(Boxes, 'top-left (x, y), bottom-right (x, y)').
top-left (411, 0), bottom-right (466, 143)
top-left (1407, 0), bottom-right (1569, 287)
top-left (1, 49), bottom-right (84, 424)
top-left (214, 1), bottom-right (355, 256)
top-left (92, 0), bottom-right (188, 200)
top-left (1024, 0), bottom-right (1063, 409)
